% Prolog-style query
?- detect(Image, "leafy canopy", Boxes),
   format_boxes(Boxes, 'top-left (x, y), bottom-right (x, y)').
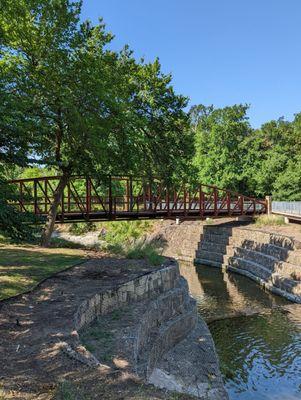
top-left (0, 0), bottom-right (191, 179)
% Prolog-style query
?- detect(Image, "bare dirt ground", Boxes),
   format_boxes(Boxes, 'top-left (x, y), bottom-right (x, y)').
top-left (251, 222), bottom-right (301, 243)
top-left (0, 256), bottom-right (193, 400)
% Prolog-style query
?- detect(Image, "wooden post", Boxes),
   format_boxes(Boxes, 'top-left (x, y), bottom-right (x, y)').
top-left (266, 195), bottom-right (272, 215)
top-left (227, 192), bottom-right (231, 215)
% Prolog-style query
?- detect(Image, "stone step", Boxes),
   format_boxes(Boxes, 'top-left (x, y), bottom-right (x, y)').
top-left (272, 261), bottom-right (301, 280)
top-left (198, 241), bottom-right (228, 253)
top-left (201, 232), bottom-right (232, 245)
top-left (202, 226), bottom-right (235, 236)
top-left (232, 247), bottom-right (279, 270)
top-left (195, 250), bottom-right (225, 263)
top-left (194, 258), bottom-right (222, 268)
top-left (203, 228), bottom-right (297, 250)
top-left (238, 240), bottom-right (289, 261)
top-left (270, 274), bottom-right (301, 296)
top-left (227, 257), bottom-right (272, 281)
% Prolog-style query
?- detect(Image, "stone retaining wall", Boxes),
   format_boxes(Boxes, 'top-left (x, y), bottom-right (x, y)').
top-left (67, 260), bottom-right (227, 399)
top-left (195, 225), bottom-right (301, 303)
top-left (74, 261), bottom-right (180, 330)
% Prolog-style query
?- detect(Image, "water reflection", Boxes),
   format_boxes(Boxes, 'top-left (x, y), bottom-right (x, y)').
top-left (179, 262), bottom-right (301, 400)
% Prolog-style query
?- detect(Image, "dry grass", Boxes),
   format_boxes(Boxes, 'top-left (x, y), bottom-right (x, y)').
top-left (254, 214), bottom-right (286, 227)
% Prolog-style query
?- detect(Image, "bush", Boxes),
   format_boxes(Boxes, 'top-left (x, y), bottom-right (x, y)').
top-left (69, 222), bottom-right (97, 235)
top-left (0, 178), bottom-right (41, 242)
top-left (101, 220), bottom-right (154, 248)
top-left (254, 214), bottom-right (285, 227)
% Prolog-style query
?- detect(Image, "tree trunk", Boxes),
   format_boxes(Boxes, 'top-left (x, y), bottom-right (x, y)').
top-left (41, 171), bottom-right (69, 247)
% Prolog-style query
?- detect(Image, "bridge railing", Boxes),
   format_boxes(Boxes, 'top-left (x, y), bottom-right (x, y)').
top-left (7, 176), bottom-right (267, 221)
top-left (272, 201), bottom-right (301, 217)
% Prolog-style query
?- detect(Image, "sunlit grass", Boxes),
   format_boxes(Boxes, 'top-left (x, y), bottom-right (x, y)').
top-left (0, 245), bottom-right (86, 300)
top-left (254, 214), bottom-right (286, 227)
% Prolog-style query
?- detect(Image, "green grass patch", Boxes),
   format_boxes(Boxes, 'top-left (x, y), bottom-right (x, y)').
top-left (0, 245), bottom-right (86, 300)
top-left (255, 214), bottom-right (286, 227)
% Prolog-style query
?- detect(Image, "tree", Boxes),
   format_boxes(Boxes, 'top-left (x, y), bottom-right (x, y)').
top-left (242, 114), bottom-right (301, 199)
top-left (1, 0), bottom-right (191, 246)
top-left (191, 104), bottom-right (251, 192)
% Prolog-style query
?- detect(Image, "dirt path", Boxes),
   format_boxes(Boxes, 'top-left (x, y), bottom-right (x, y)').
top-left (0, 257), bottom-right (192, 399)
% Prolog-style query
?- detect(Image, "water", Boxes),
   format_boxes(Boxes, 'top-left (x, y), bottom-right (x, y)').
top-left (179, 263), bottom-right (301, 400)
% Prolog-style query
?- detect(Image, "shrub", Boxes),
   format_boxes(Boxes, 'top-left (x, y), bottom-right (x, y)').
top-left (0, 178), bottom-right (41, 243)
top-left (101, 220), bottom-right (154, 248)
top-left (69, 222), bottom-right (97, 235)
top-left (254, 214), bottom-right (285, 227)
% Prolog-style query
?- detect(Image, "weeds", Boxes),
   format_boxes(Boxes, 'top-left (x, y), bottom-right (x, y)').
top-left (69, 222), bottom-right (97, 236)
top-left (101, 220), bottom-right (154, 248)
top-left (54, 380), bottom-right (79, 400)
top-left (255, 215), bottom-right (285, 227)
top-left (126, 243), bottom-right (164, 265)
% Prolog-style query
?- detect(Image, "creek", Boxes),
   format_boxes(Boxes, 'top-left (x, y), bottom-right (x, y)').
top-left (179, 262), bottom-right (301, 400)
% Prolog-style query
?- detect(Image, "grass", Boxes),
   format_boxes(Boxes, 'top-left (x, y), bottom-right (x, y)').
top-left (126, 243), bottom-right (164, 265)
top-left (97, 220), bottom-right (163, 265)
top-left (0, 244), bottom-right (86, 300)
top-left (255, 214), bottom-right (286, 227)
top-left (101, 220), bottom-right (154, 248)
top-left (55, 380), bottom-right (85, 400)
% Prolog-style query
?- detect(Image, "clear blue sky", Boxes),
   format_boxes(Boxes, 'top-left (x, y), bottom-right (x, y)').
top-left (81, 0), bottom-right (301, 128)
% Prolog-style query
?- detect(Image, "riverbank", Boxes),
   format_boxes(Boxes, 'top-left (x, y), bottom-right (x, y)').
top-left (0, 253), bottom-right (227, 400)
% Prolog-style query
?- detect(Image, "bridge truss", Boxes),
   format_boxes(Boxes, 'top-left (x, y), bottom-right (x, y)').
top-left (8, 176), bottom-right (267, 222)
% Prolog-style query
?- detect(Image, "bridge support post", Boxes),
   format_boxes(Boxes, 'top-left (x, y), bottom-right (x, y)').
top-left (265, 196), bottom-right (272, 215)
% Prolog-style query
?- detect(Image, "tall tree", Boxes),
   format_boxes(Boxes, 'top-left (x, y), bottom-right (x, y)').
top-left (242, 114), bottom-right (301, 199)
top-left (191, 104), bottom-right (251, 193)
top-left (1, 0), bottom-right (191, 245)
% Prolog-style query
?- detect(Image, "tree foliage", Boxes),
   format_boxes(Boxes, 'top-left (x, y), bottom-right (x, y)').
top-left (191, 104), bottom-right (301, 200)
top-left (0, 0), bottom-right (191, 243)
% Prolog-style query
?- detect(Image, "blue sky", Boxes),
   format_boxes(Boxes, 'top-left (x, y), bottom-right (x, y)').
top-left (81, 0), bottom-right (301, 127)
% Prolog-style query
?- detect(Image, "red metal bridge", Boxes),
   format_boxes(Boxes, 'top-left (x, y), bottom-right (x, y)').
top-left (8, 176), bottom-right (267, 222)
